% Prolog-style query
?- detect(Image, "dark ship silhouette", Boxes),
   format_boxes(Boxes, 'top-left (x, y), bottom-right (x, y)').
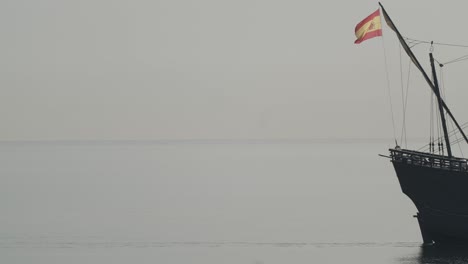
top-left (378, 3), bottom-right (468, 244)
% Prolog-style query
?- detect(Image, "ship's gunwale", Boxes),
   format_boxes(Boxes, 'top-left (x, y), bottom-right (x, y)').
top-left (390, 148), bottom-right (468, 172)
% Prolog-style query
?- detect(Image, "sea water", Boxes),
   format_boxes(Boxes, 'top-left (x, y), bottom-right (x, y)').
top-left (1, 140), bottom-right (467, 263)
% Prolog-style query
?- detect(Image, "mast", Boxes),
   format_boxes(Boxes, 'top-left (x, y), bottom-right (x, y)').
top-left (430, 52), bottom-right (452, 157)
top-left (379, 2), bottom-right (468, 147)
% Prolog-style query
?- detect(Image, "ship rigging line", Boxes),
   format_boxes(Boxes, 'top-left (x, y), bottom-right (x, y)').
top-left (404, 37), bottom-right (468, 48)
top-left (428, 86), bottom-right (434, 153)
top-left (381, 34), bottom-right (397, 144)
top-left (404, 38), bottom-right (468, 66)
top-left (449, 118), bottom-right (464, 158)
top-left (433, 71), bottom-right (443, 154)
top-left (431, 67), bottom-right (444, 155)
top-left (440, 67), bottom-right (465, 157)
top-left (379, 3), bottom-right (468, 147)
top-left (417, 121), bottom-right (468, 152)
top-left (441, 54), bottom-right (468, 65)
top-left (399, 46), bottom-right (409, 148)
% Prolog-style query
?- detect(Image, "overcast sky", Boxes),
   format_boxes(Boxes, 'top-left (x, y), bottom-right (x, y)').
top-left (2, 0), bottom-right (468, 141)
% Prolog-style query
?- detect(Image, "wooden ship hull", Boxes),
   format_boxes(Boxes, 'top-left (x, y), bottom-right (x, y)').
top-left (391, 149), bottom-right (468, 244)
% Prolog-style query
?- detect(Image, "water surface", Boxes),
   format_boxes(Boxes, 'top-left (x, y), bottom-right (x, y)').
top-left (1, 141), bottom-right (466, 263)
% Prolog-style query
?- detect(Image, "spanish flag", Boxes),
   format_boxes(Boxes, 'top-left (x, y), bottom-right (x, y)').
top-left (354, 9), bottom-right (382, 44)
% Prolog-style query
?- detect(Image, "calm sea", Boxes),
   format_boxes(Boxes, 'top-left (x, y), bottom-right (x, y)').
top-left (1, 140), bottom-right (467, 263)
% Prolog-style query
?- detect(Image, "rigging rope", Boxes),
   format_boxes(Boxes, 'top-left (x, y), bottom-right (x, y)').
top-left (403, 62), bottom-right (411, 147)
top-left (442, 54), bottom-right (468, 65)
top-left (381, 35), bottom-right (398, 144)
top-left (393, 36), bottom-right (468, 153)
top-left (429, 87), bottom-right (434, 153)
top-left (429, 59), bottom-right (443, 155)
top-left (439, 65), bottom-right (464, 158)
top-left (439, 67), bottom-right (447, 155)
top-left (399, 46), bottom-right (407, 148)
top-left (418, 121), bottom-right (468, 152)
top-left (438, 98), bottom-right (444, 155)
top-left (436, 92), bottom-right (443, 154)
top-left (399, 49), bottom-right (411, 148)
top-left (403, 60), bottom-right (411, 147)
top-left (404, 37), bottom-right (468, 48)
top-left (449, 117), bottom-right (464, 158)
top-left (419, 63), bottom-right (468, 154)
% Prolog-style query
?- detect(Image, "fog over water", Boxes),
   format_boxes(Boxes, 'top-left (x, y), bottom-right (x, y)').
top-left (1, 141), bottom-right (416, 241)
top-left (0, 142), bottom-right (416, 261)
top-left (2, 141), bottom-right (468, 263)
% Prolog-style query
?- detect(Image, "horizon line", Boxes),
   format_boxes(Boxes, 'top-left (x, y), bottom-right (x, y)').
top-left (0, 137), bottom-right (429, 145)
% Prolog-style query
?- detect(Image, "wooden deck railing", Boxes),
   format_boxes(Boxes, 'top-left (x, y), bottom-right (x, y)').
top-left (390, 149), bottom-right (468, 172)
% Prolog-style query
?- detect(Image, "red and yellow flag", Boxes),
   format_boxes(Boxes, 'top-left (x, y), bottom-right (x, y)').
top-left (354, 9), bottom-right (382, 44)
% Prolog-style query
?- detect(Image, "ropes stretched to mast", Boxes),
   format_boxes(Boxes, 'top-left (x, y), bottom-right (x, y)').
top-left (431, 63), bottom-right (444, 155)
top-left (404, 38), bottom-right (468, 66)
top-left (448, 113), bottom-right (465, 158)
top-left (418, 121), bottom-right (468, 152)
top-left (428, 85), bottom-right (435, 153)
top-left (402, 51), bottom-right (468, 155)
top-left (439, 65), bottom-right (464, 157)
top-left (380, 3), bottom-right (468, 147)
top-left (442, 54), bottom-right (468, 65)
top-left (377, 3), bottom-right (468, 158)
top-left (381, 34), bottom-right (398, 144)
top-left (404, 37), bottom-right (468, 48)
top-left (399, 45), bottom-right (409, 148)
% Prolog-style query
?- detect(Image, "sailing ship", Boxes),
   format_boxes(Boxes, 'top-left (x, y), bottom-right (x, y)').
top-left (370, 4), bottom-right (468, 244)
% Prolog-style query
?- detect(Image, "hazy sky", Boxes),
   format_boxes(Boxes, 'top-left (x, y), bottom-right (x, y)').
top-left (2, 0), bottom-right (468, 141)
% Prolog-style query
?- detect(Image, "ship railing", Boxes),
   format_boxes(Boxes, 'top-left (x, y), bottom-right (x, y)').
top-left (389, 149), bottom-right (468, 172)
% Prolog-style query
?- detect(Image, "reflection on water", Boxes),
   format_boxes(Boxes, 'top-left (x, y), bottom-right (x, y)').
top-left (6, 236), bottom-right (468, 264)
top-left (401, 245), bottom-right (468, 264)
top-left (420, 246), bottom-right (468, 264)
